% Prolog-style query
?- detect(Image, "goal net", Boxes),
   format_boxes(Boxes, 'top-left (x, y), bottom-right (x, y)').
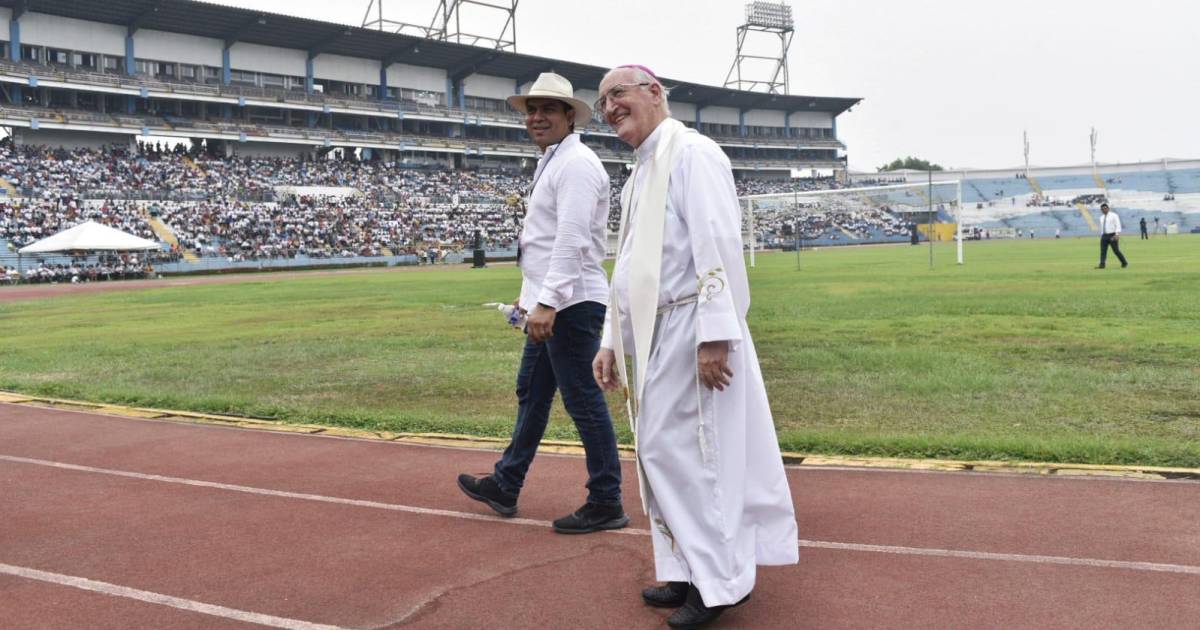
top-left (741, 180), bottom-right (964, 266)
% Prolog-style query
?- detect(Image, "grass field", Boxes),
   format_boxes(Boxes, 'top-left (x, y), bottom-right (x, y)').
top-left (1, 235), bottom-right (1197, 466)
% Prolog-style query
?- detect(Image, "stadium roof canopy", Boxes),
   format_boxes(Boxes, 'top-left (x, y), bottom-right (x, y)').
top-left (0, 0), bottom-right (861, 115)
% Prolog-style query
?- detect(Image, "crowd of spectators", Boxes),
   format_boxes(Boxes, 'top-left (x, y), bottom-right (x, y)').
top-left (9, 254), bottom-right (154, 284)
top-left (1, 141), bottom-right (850, 271)
top-left (0, 197), bottom-right (157, 245)
top-left (753, 198), bottom-right (912, 245)
top-left (735, 176), bottom-right (845, 196)
top-left (1025, 193), bottom-right (1107, 208)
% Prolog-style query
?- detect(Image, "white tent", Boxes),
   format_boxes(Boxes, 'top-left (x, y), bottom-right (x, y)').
top-left (18, 221), bottom-right (160, 254)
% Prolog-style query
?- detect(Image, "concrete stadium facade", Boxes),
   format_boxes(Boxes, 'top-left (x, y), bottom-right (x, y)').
top-left (0, 0), bottom-right (861, 178)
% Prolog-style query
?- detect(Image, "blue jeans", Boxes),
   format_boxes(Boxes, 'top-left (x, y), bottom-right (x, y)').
top-left (493, 300), bottom-right (623, 507)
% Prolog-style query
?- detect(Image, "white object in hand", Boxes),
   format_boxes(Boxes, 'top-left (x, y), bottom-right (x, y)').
top-left (483, 302), bottom-right (527, 329)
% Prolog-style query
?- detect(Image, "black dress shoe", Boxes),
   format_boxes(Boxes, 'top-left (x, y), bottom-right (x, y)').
top-left (666, 585), bottom-right (750, 629)
top-left (552, 502), bottom-right (629, 534)
top-left (456, 473), bottom-right (517, 517)
top-left (642, 581), bottom-right (688, 608)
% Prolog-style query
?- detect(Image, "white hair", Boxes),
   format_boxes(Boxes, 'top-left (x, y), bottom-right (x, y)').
top-left (608, 67), bottom-right (671, 117)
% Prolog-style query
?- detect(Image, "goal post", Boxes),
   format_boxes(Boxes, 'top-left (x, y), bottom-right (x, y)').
top-left (741, 180), bottom-right (965, 267)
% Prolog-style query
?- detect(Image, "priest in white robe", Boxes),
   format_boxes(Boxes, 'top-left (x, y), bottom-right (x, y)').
top-left (592, 65), bottom-right (799, 629)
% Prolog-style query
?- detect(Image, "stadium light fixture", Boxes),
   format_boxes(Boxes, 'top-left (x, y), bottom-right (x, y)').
top-left (725, 2), bottom-right (794, 94)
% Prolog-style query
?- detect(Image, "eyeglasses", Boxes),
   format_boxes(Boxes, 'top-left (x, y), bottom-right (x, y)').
top-left (593, 82), bottom-right (652, 113)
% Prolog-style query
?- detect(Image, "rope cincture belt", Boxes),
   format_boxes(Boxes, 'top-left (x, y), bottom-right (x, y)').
top-left (656, 293), bottom-right (699, 316)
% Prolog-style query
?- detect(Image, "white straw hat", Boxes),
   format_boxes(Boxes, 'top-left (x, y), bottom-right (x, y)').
top-left (506, 72), bottom-right (592, 125)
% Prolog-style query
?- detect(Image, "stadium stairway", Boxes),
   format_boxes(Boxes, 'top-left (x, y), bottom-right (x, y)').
top-left (837, 227), bottom-right (861, 241)
top-left (183, 156), bottom-right (206, 177)
top-left (142, 212), bottom-right (199, 263)
top-left (1026, 175), bottom-right (1044, 195)
top-left (1075, 202), bottom-right (1098, 233)
top-left (0, 177), bottom-right (16, 198)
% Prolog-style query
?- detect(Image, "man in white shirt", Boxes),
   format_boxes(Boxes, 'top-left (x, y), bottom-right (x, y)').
top-left (457, 73), bottom-right (627, 534)
top-left (593, 64), bottom-right (798, 629)
top-left (1097, 203), bottom-right (1129, 269)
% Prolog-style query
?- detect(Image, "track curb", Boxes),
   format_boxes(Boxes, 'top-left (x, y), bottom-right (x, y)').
top-left (3, 391), bottom-right (1197, 480)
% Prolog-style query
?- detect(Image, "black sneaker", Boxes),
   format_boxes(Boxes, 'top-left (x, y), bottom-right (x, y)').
top-left (666, 585), bottom-right (750, 629)
top-left (456, 473), bottom-right (517, 517)
top-left (642, 581), bottom-right (689, 608)
top-left (552, 502), bottom-right (629, 534)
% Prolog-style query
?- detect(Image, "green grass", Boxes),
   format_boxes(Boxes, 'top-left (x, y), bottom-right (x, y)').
top-left (2, 236), bottom-right (1198, 466)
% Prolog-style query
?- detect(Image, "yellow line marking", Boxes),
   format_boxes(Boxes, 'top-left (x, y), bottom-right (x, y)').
top-left (1076, 202), bottom-right (1098, 232)
top-left (1026, 175), bottom-right (1044, 195)
top-left (1, 391), bottom-right (1196, 480)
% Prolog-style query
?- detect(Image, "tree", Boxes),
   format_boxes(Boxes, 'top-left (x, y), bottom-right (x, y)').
top-left (878, 156), bottom-right (944, 172)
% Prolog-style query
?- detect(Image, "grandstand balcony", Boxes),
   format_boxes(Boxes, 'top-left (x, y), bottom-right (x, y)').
top-left (0, 57), bottom-right (843, 157)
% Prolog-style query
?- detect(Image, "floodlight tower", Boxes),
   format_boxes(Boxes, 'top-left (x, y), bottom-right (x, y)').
top-left (724, 1), bottom-right (794, 94)
top-left (1023, 130), bottom-right (1030, 178)
top-left (1090, 126), bottom-right (1103, 191)
top-left (362, 0), bottom-right (518, 51)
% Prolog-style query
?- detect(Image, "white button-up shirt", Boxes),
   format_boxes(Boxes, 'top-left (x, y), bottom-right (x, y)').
top-left (1100, 210), bottom-right (1122, 235)
top-left (518, 133), bottom-right (611, 312)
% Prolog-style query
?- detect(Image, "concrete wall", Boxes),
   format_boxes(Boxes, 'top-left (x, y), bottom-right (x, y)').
top-left (703, 106), bottom-right (740, 125)
top-left (20, 12), bottom-right (125, 56)
top-left (12, 128), bottom-right (134, 149)
top-left (463, 73), bottom-right (514, 99)
top-left (137, 29), bottom-right (221, 66)
top-left (745, 109), bottom-right (786, 127)
top-left (314, 53), bottom-right (379, 85)
top-left (230, 141), bottom-right (316, 159)
top-left (670, 101), bottom-right (696, 121)
top-left (386, 63), bottom-right (446, 92)
top-left (789, 111), bottom-right (834, 128)
top-left (229, 42), bottom-right (306, 76)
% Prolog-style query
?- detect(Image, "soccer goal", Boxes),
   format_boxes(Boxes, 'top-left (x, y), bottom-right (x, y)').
top-left (741, 180), bottom-right (965, 267)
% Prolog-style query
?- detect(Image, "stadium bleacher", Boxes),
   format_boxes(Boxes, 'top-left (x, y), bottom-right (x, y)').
top-left (0, 141), bottom-right (848, 277)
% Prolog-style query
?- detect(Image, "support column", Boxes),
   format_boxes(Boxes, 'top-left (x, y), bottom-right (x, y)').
top-left (738, 109), bottom-right (746, 138)
top-left (445, 78), bottom-right (453, 107)
top-left (784, 112), bottom-right (791, 138)
top-left (379, 66), bottom-right (388, 101)
top-left (9, 17), bottom-right (20, 62)
top-left (305, 57), bottom-right (314, 94)
top-left (9, 18), bottom-right (21, 102)
top-left (222, 47), bottom-right (232, 86)
top-left (125, 35), bottom-right (136, 76)
top-left (695, 105), bottom-right (703, 128)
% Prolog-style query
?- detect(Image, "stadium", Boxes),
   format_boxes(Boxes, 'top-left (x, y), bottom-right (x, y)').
top-left (1, 1), bottom-right (1198, 628)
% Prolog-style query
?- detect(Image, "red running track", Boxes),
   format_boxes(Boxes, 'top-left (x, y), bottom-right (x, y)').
top-left (1, 403), bottom-right (1198, 629)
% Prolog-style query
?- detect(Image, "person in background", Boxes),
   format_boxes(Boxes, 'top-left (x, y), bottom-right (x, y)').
top-left (1097, 203), bottom-right (1129, 269)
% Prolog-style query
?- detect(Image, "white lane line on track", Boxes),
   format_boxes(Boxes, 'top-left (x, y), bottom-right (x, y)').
top-left (0, 562), bottom-right (348, 630)
top-left (800, 540), bottom-right (1200, 575)
top-left (4, 453), bottom-right (1200, 576)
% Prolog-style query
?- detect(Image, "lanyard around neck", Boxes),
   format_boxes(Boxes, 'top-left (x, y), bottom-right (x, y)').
top-left (526, 142), bottom-right (563, 200)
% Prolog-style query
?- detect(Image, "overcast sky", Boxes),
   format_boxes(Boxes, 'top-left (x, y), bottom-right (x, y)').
top-left (209, 0), bottom-right (1199, 171)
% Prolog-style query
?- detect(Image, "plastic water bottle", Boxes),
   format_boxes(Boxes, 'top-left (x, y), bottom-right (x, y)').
top-left (484, 302), bottom-right (527, 330)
